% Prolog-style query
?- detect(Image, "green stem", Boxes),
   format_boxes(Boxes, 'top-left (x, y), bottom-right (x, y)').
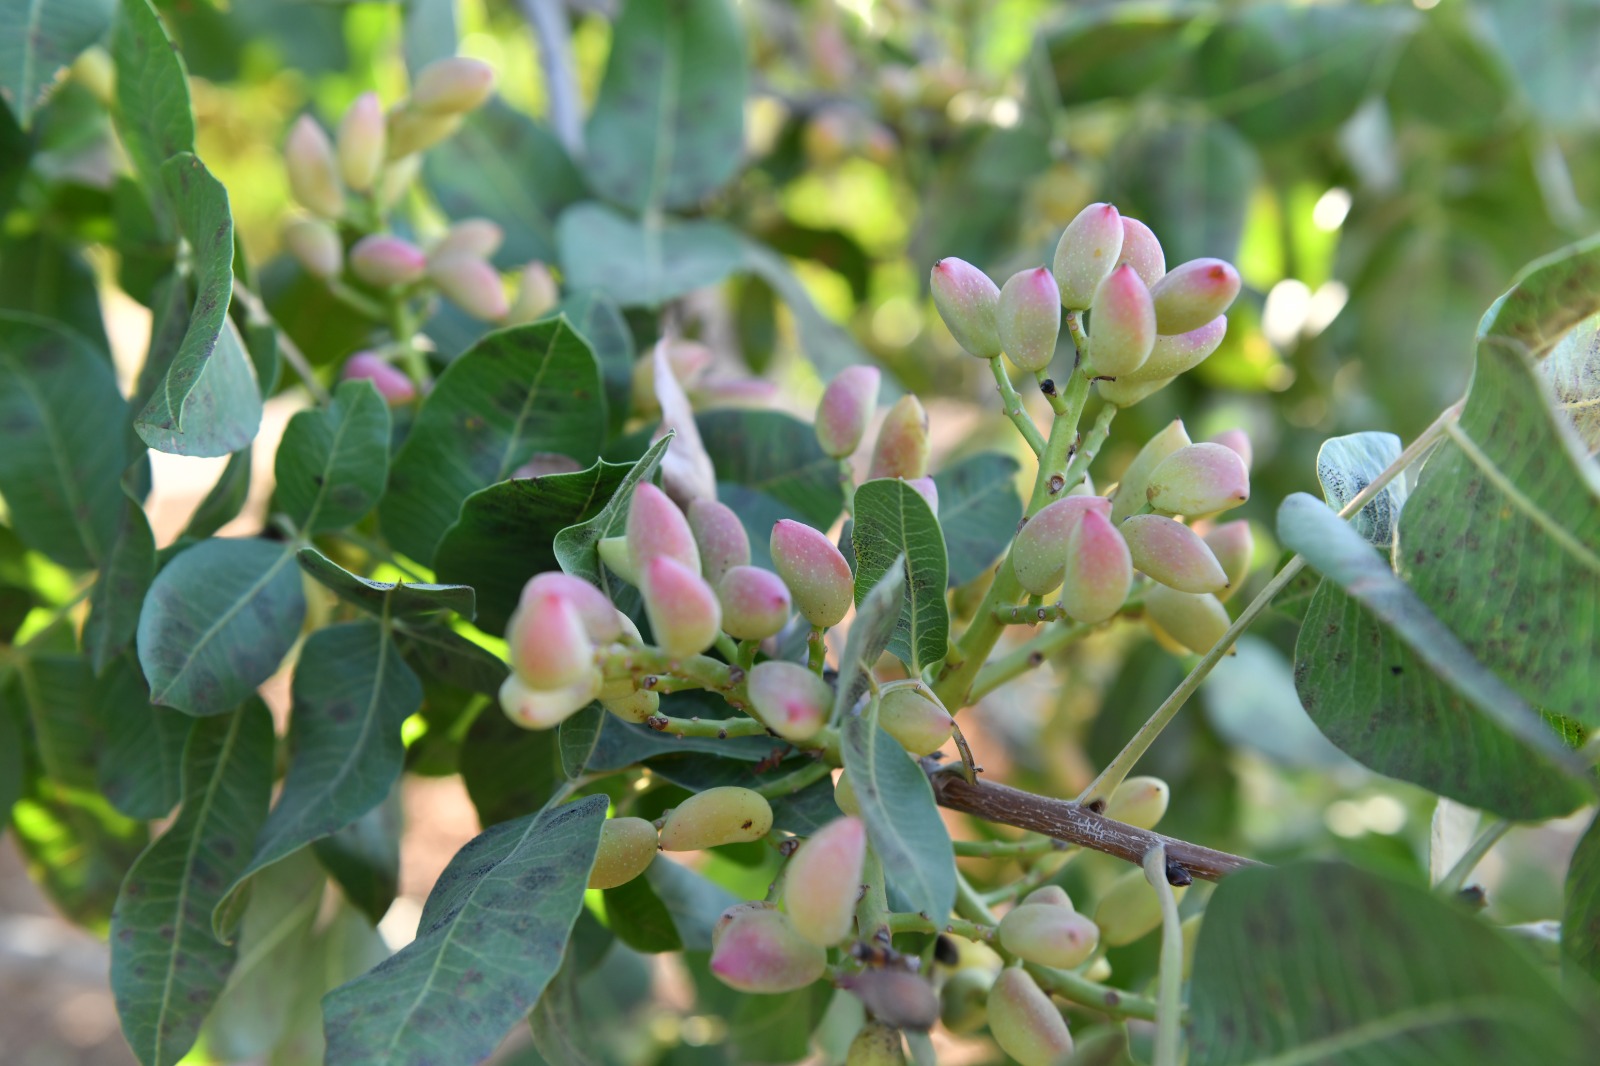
top-left (752, 758), bottom-right (833, 799)
top-left (1437, 819), bottom-right (1512, 896)
top-left (886, 911), bottom-right (995, 943)
top-left (970, 620), bottom-right (1099, 701)
top-left (951, 836), bottom-right (1062, 859)
top-left (807, 626), bottom-right (827, 673)
top-left (838, 458), bottom-right (857, 518)
top-left (1144, 845), bottom-right (1184, 1066)
top-left (641, 714), bottom-right (770, 738)
top-left (736, 639), bottom-right (759, 671)
top-left (328, 280), bottom-right (389, 321)
top-left (1036, 370), bottom-right (1071, 416)
top-left (994, 603), bottom-right (1072, 625)
top-left (1064, 310), bottom-right (1090, 358)
top-left (1063, 403), bottom-right (1117, 491)
top-left (388, 298), bottom-right (431, 390)
top-left (856, 847), bottom-right (890, 946)
top-left (991, 357), bottom-right (1045, 455)
top-left (714, 632), bottom-right (740, 662)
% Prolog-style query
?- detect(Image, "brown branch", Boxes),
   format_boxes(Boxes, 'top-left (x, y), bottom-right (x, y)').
top-left (927, 768), bottom-right (1261, 884)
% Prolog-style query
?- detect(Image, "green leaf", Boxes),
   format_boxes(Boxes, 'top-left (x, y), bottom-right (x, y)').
top-left (646, 855), bottom-right (740, 951)
top-left (559, 289), bottom-right (636, 436)
top-left (832, 557), bottom-right (905, 724)
top-left (1397, 337), bottom-right (1600, 727)
top-left (434, 457), bottom-right (634, 635)
top-left (730, 985), bottom-right (831, 1064)
top-left (1190, 861), bottom-right (1594, 1065)
top-left (558, 202), bottom-right (745, 308)
top-left (740, 238), bottom-right (870, 379)
top-left (394, 623), bottom-right (508, 696)
top-left (0, 0), bottom-right (114, 127)
top-left (381, 318), bottom-right (606, 564)
top-left (95, 655), bottom-right (191, 820)
top-left (1315, 431), bottom-right (1407, 548)
top-left (313, 787), bottom-right (402, 927)
top-left (698, 408), bottom-right (846, 537)
top-left (0, 312), bottom-right (129, 568)
top-left (527, 947), bottom-right (608, 1066)
top-left (111, 0), bottom-right (194, 227)
top-left (460, 707), bottom-right (564, 827)
top-left (401, 0), bottom-right (457, 76)
top-left (603, 872), bottom-right (683, 954)
top-left (321, 795), bottom-right (609, 1065)
top-left (558, 705), bottom-right (605, 780)
top-left (583, 0), bottom-right (746, 213)
top-left (1108, 118), bottom-right (1259, 264)
top-left (851, 479), bottom-right (949, 671)
top-left (841, 702), bottom-right (956, 924)
top-left (134, 155), bottom-right (262, 457)
top-left (0, 229), bottom-right (112, 354)
top-left (274, 379), bottom-right (391, 533)
top-left (1280, 492), bottom-right (1590, 819)
top-left (933, 452), bottom-right (1023, 587)
top-left (137, 538), bottom-right (307, 716)
top-left (553, 434), bottom-right (672, 603)
top-left (110, 702), bottom-right (276, 1066)
top-left (1478, 234), bottom-right (1600, 356)
top-left (1563, 810), bottom-right (1600, 988)
top-left (1479, 0), bottom-right (1600, 130)
top-left (1043, 4), bottom-right (1199, 105)
top-left (297, 548), bottom-right (475, 621)
top-left (85, 483), bottom-right (157, 673)
top-left (1544, 312), bottom-right (1600, 455)
top-left (423, 100), bottom-right (586, 265)
top-left (219, 621), bottom-right (422, 930)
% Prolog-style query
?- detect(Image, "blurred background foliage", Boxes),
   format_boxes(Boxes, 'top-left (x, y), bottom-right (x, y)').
top-left (5, 0), bottom-right (1598, 1061)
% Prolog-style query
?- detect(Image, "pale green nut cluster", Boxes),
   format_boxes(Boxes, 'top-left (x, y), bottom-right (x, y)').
top-left (660, 786), bottom-right (774, 851)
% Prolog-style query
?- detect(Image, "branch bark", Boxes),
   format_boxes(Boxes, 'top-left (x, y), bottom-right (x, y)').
top-left (927, 768), bottom-right (1261, 884)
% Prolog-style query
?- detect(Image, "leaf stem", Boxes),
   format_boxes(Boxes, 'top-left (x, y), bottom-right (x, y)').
top-left (951, 836), bottom-right (1064, 858)
top-left (1063, 402), bottom-right (1116, 491)
top-left (640, 714), bottom-right (770, 738)
top-left (231, 284), bottom-right (331, 404)
top-left (991, 357), bottom-right (1045, 456)
top-left (970, 619), bottom-right (1097, 701)
top-left (856, 847), bottom-right (890, 947)
top-left (1436, 818), bottom-right (1512, 896)
top-left (885, 911), bottom-right (995, 942)
top-left (752, 758), bottom-right (832, 799)
top-left (1144, 844), bottom-right (1184, 1066)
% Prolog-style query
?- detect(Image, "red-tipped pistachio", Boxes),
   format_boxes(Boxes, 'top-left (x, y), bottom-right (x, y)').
top-left (508, 261), bottom-right (559, 324)
top-left (1104, 775), bottom-right (1170, 830)
top-left (1061, 509), bottom-right (1133, 624)
top-left (626, 482), bottom-right (701, 576)
top-left (998, 267), bottom-right (1062, 373)
top-left (518, 572), bottom-right (622, 642)
top-left (1022, 885), bottom-right (1074, 909)
top-left (348, 234), bottom-right (426, 287)
top-left (846, 1021), bottom-right (907, 1066)
top-left (688, 498), bottom-right (751, 582)
top-left (987, 967), bottom-right (1074, 1066)
top-left (1146, 442), bottom-right (1250, 516)
top-left (716, 566), bottom-right (791, 641)
top-left (410, 56), bottom-right (496, 114)
top-left (588, 817), bottom-right (658, 890)
top-left (342, 353), bottom-right (416, 405)
top-left (1011, 495), bottom-right (1112, 596)
top-left (930, 258), bottom-right (1002, 359)
top-left (1150, 257), bottom-right (1241, 335)
top-left (1208, 428), bottom-right (1254, 470)
top-left (1203, 520), bottom-right (1254, 600)
top-left (815, 365), bottom-right (882, 459)
top-left (770, 520), bottom-right (854, 627)
top-left (431, 218), bottom-right (503, 261)
top-left (1086, 264), bottom-right (1156, 377)
top-left (1094, 867), bottom-right (1188, 947)
top-left (784, 816), bottom-right (866, 946)
top-left (1120, 514), bottom-right (1229, 593)
top-left (877, 681), bottom-right (955, 756)
top-left (867, 394), bottom-right (931, 481)
top-left (747, 661), bottom-right (831, 743)
top-left (1118, 217), bottom-right (1166, 287)
top-left (385, 106), bottom-right (462, 159)
top-left (428, 255), bottom-right (508, 321)
top-left (499, 671), bottom-right (600, 730)
top-left (709, 905), bottom-right (826, 993)
top-left (283, 217), bottom-right (342, 280)
top-left (507, 591), bottom-right (594, 690)
top-left (1097, 375), bottom-right (1173, 408)
top-left (906, 477), bottom-right (939, 516)
top-left (1052, 201), bottom-right (1123, 310)
top-left (336, 91), bottom-right (386, 192)
top-left (1110, 419), bottom-right (1191, 523)
top-left (838, 969), bottom-right (940, 1031)
top-left (641, 556), bottom-right (721, 657)
top-left (1144, 585), bottom-right (1231, 656)
top-left (1124, 315), bottom-right (1228, 382)
top-left (285, 114), bottom-right (344, 219)
top-left (998, 903), bottom-right (1100, 969)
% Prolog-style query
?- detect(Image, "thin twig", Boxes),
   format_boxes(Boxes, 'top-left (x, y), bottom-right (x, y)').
top-left (1436, 818), bottom-right (1512, 896)
top-left (991, 357), bottom-right (1045, 455)
top-left (232, 284), bottom-right (331, 403)
top-left (518, 0), bottom-right (585, 156)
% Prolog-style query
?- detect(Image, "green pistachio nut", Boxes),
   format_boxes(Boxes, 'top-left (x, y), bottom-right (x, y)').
top-left (834, 771), bottom-right (860, 815)
top-left (998, 903), bottom-right (1100, 969)
top-left (1202, 520), bottom-right (1254, 601)
top-left (282, 217), bottom-right (342, 280)
top-left (930, 258), bottom-right (1003, 359)
top-left (1052, 202), bottom-right (1123, 310)
top-left (1109, 419), bottom-right (1191, 523)
top-left (1146, 443), bottom-right (1250, 516)
top-left (783, 816), bottom-right (866, 946)
top-left (846, 1021), bottom-right (908, 1066)
top-left (410, 56), bottom-right (496, 115)
top-left (716, 565), bottom-right (792, 641)
top-left (588, 817), bottom-right (658, 890)
top-left (1011, 496), bottom-right (1112, 597)
top-left (428, 254), bottom-right (508, 321)
top-left (1119, 514), bottom-right (1229, 594)
top-left (1144, 586), bottom-right (1231, 656)
top-left (1150, 257), bottom-right (1241, 335)
top-left (877, 681), bottom-right (955, 756)
top-left (1022, 885), bottom-right (1075, 909)
top-left (939, 969), bottom-right (992, 1035)
top-left (600, 687), bottom-right (659, 723)
top-left (1103, 775), bottom-right (1170, 830)
top-left (660, 786), bottom-right (774, 851)
top-left (998, 267), bottom-right (1063, 373)
top-left (285, 114), bottom-right (344, 218)
top-left (1094, 867), bottom-right (1187, 947)
top-left (770, 519), bottom-right (854, 627)
top-left (986, 967), bottom-right (1074, 1066)
top-left (507, 261), bottom-right (559, 324)
top-left (499, 670), bottom-right (600, 731)
top-left (747, 660), bottom-right (831, 743)
top-left (384, 105), bottom-right (462, 159)
top-left (336, 91), bottom-right (387, 192)
top-left (867, 394), bottom-right (932, 481)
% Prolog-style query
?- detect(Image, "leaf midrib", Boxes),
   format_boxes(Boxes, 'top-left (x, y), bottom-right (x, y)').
top-left (2, 351), bottom-right (105, 563)
top-left (1236, 994), bottom-right (1539, 1066)
top-left (150, 544), bottom-right (295, 706)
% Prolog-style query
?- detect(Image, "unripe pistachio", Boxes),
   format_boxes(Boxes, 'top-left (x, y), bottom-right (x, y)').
top-left (385, 105), bottom-right (462, 159)
top-left (906, 477), bottom-right (939, 516)
top-left (430, 218), bottom-right (503, 262)
top-left (499, 670), bottom-right (600, 730)
top-left (662, 787), bottom-right (774, 851)
top-left (1118, 217), bottom-right (1166, 287)
top-left (1061, 509), bottom-right (1132, 624)
top-left (601, 687), bottom-right (659, 723)
top-left (1066, 474), bottom-right (1096, 498)
top-left (709, 906), bottom-right (826, 993)
top-left (348, 234), bottom-right (426, 288)
top-left (1094, 868), bottom-right (1187, 947)
top-left (930, 258), bottom-right (1002, 359)
top-left (711, 901), bottom-right (776, 948)
top-left (998, 268), bottom-right (1062, 373)
top-left (411, 57), bottom-right (496, 115)
top-left (716, 566), bottom-right (791, 641)
top-left (626, 483), bottom-right (700, 576)
top-left (1097, 375), bottom-right (1173, 408)
top-left (834, 771), bottom-right (859, 815)
top-left (1011, 496), bottom-right (1111, 597)
top-left (1146, 443), bottom-right (1250, 516)
top-left (688, 498), bottom-right (751, 582)
top-left (784, 816), bottom-right (866, 946)
top-left (588, 817), bottom-right (658, 890)
top-left (519, 572), bottom-right (622, 642)
top-left (998, 903), bottom-right (1100, 969)
top-left (429, 255), bottom-right (508, 321)
top-left (846, 1021), bottom-right (906, 1066)
top-left (1022, 885), bottom-right (1074, 909)
top-left (285, 115), bottom-right (344, 219)
top-left (377, 153), bottom-right (421, 207)
top-left (1150, 258), bottom-right (1241, 335)
top-left (747, 661), bottom-right (831, 743)
top-left (512, 453), bottom-right (582, 479)
top-left (337, 91), bottom-right (386, 192)
top-left (877, 681), bottom-right (955, 756)
top-left (1053, 202), bottom-right (1123, 310)
top-left (939, 969), bottom-right (991, 1035)
top-left (1110, 420), bottom-right (1190, 523)
top-left (70, 47), bottom-right (114, 105)
top-left (1202, 520), bottom-right (1254, 600)
top-left (1144, 585), bottom-right (1231, 656)
top-left (1086, 264), bottom-right (1155, 377)
top-left (507, 261), bottom-right (559, 324)
top-left (641, 556), bottom-right (721, 657)
top-left (1084, 956), bottom-right (1112, 982)
top-left (1119, 514), bottom-right (1229, 594)
top-left (867, 394), bottom-right (931, 481)
top-left (597, 535), bottom-right (638, 585)
top-left (282, 217), bottom-right (342, 280)
top-left (815, 365), bottom-right (882, 459)
top-left (1208, 428), bottom-right (1253, 470)
top-left (838, 969), bottom-right (940, 1031)
top-left (507, 591), bottom-right (594, 690)
top-left (770, 520), bottom-right (853, 627)
top-left (1103, 775), bottom-right (1170, 830)
top-left (342, 352), bottom-right (416, 405)
top-left (987, 967), bottom-right (1074, 1066)
top-left (1125, 316), bottom-right (1227, 383)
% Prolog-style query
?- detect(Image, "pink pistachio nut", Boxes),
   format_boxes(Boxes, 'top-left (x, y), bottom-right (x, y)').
top-left (1146, 442), bottom-right (1251, 516)
top-left (285, 114), bottom-right (344, 219)
top-left (688, 498), bottom-right (752, 583)
top-left (1010, 496), bottom-right (1111, 597)
top-left (1060, 508), bottom-right (1132, 624)
top-left (348, 234), bottom-right (427, 288)
top-left (770, 520), bottom-right (854, 628)
top-left (746, 660), bottom-right (831, 743)
top-left (1085, 264), bottom-right (1155, 378)
top-left (930, 257), bottom-right (1003, 359)
top-left (783, 816), bottom-right (867, 946)
top-left (867, 394), bottom-right (931, 481)
top-left (997, 267), bottom-right (1062, 373)
top-left (1052, 202), bottom-right (1123, 310)
top-left (641, 556), bottom-right (721, 658)
top-left (341, 352), bottom-right (416, 405)
top-left (336, 91), bottom-right (386, 192)
top-left (815, 365), bottom-right (882, 459)
top-left (1117, 216), bottom-right (1166, 287)
top-left (1119, 514), bottom-right (1229, 594)
top-left (1150, 258), bottom-right (1241, 335)
top-left (716, 565), bottom-right (792, 641)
